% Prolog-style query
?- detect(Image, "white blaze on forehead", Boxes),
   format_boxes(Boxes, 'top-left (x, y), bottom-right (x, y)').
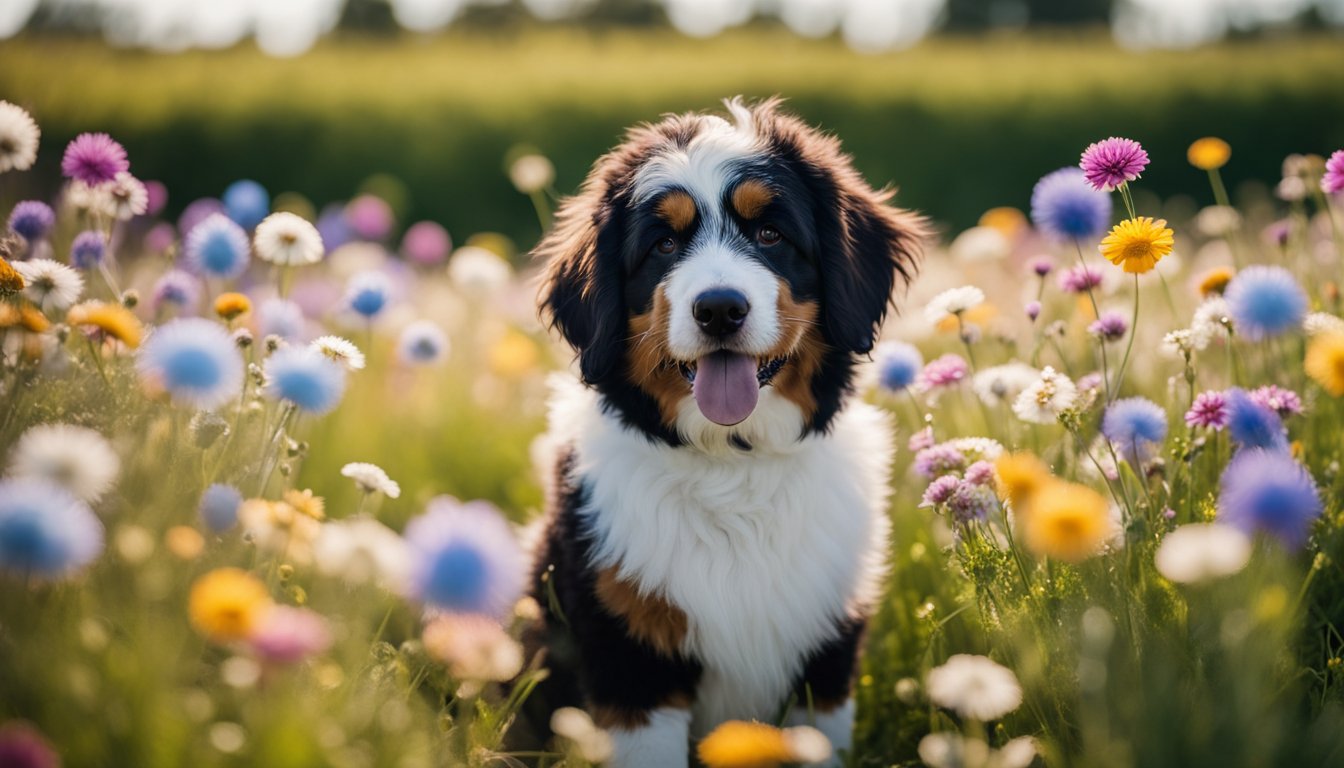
top-left (665, 243), bottom-right (781, 359)
top-left (631, 107), bottom-right (763, 217)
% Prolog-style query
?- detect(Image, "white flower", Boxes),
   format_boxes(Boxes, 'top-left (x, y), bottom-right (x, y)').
top-left (1276, 175), bottom-right (1308, 202)
top-left (64, 180), bottom-right (116, 218)
top-left (924, 285), bottom-right (985, 325)
top-left (107, 172), bottom-right (148, 221)
top-left (1195, 205), bottom-right (1241, 237)
top-left (340, 462), bottom-right (400, 498)
top-left (253, 212), bottom-right (324, 266)
top-left (549, 708), bottom-right (615, 764)
top-left (782, 726), bottom-right (832, 764)
top-left (239, 498), bottom-right (321, 564)
top-left (1305, 312), bottom-right (1344, 338)
top-left (918, 733), bottom-right (1036, 768)
top-left (950, 436), bottom-right (1004, 462)
top-left (509, 154), bottom-right (555, 194)
top-left (310, 335), bottom-right (366, 371)
top-left (447, 246), bottom-right (513, 296)
top-left (1155, 523), bottom-right (1252, 584)
top-left (1012, 366), bottom-right (1077, 425)
top-left (972, 362), bottom-right (1039, 407)
top-left (0, 101), bottom-right (40, 173)
top-left (7, 423), bottom-right (120, 503)
top-left (926, 654), bottom-right (1023, 721)
top-left (13, 259), bottom-right (83, 313)
top-left (313, 516), bottom-right (410, 590)
top-left (1160, 329), bottom-right (1197, 359)
top-left (949, 226), bottom-right (1010, 263)
top-left (1190, 297), bottom-right (1232, 349)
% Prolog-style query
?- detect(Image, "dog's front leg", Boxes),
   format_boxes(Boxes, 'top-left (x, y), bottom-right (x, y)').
top-left (785, 616), bottom-right (866, 765)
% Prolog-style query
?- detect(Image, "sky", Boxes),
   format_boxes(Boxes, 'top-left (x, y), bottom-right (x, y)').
top-left (1, 0), bottom-right (1341, 57)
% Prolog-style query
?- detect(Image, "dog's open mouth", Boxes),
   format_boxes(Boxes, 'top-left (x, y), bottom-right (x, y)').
top-left (673, 352), bottom-right (787, 427)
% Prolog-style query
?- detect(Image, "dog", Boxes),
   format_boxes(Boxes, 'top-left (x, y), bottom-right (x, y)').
top-left (527, 97), bottom-right (927, 766)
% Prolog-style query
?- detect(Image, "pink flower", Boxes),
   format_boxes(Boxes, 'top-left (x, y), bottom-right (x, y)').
top-left (1059, 265), bottom-right (1104, 294)
top-left (61, 132), bottom-right (129, 186)
top-left (1185, 390), bottom-right (1230, 430)
top-left (908, 426), bottom-right (935, 452)
top-left (1249, 385), bottom-right (1302, 418)
top-left (1080, 137), bottom-right (1149, 191)
top-left (1323, 150), bottom-right (1344, 196)
top-left (249, 606), bottom-right (333, 663)
top-left (917, 354), bottom-right (970, 390)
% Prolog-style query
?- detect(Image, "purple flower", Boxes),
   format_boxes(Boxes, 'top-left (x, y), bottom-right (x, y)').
top-left (964, 460), bottom-right (995, 486)
top-left (1184, 391), bottom-right (1229, 430)
top-left (1087, 310), bottom-right (1128, 342)
top-left (914, 444), bottom-right (967, 479)
top-left (1323, 149), bottom-right (1344, 196)
top-left (150, 269), bottom-right (202, 314)
top-left (1218, 448), bottom-right (1321, 548)
top-left (1249, 385), bottom-right (1302, 418)
top-left (1076, 371), bottom-right (1104, 394)
top-left (921, 475), bottom-right (960, 507)
top-left (917, 354), bottom-right (970, 389)
top-left (1102, 397), bottom-right (1168, 462)
top-left (178, 198), bottom-right (225, 236)
top-left (0, 721), bottom-right (60, 768)
top-left (908, 426), bottom-right (935, 452)
top-left (249, 606), bottom-right (333, 663)
top-left (1029, 257), bottom-right (1054, 277)
top-left (403, 496), bottom-right (525, 619)
top-left (69, 231), bottom-right (106, 270)
top-left (402, 221), bottom-right (452, 266)
top-left (1058, 265), bottom-right (1104, 294)
top-left (947, 481), bottom-right (998, 523)
top-left (1025, 301), bottom-right (1042, 322)
top-left (7, 201), bottom-right (54, 242)
top-left (1030, 167), bottom-right (1113, 241)
top-left (61, 132), bottom-right (129, 185)
top-left (346, 194), bottom-right (394, 241)
top-left (1080, 137), bottom-right (1149, 191)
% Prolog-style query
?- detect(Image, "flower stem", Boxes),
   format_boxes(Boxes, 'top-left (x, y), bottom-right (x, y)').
top-left (1111, 274), bottom-right (1140, 400)
top-left (1207, 168), bottom-right (1243, 268)
top-left (1074, 241), bottom-right (1111, 401)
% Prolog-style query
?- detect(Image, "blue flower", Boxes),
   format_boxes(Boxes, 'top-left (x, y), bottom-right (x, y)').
top-left (199, 483), bottom-right (243, 532)
top-left (258, 297), bottom-right (306, 341)
top-left (1101, 397), bottom-right (1168, 461)
top-left (1225, 388), bottom-right (1288, 453)
top-left (184, 213), bottom-right (251, 280)
top-left (1030, 167), bottom-right (1113, 242)
top-left (150, 269), bottom-right (202, 314)
top-left (1218, 448), bottom-right (1321, 548)
top-left (263, 346), bottom-right (347, 414)
top-left (345, 271), bottom-right (391, 319)
top-left (0, 478), bottom-right (104, 579)
top-left (873, 340), bottom-right (923, 393)
top-left (69, 231), bottom-right (107, 270)
top-left (403, 497), bottom-right (525, 618)
top-left (222, 179), bottom-right (270, 230)
top-left (137, 318), bottom-right (244, 409)
top-left (316, 205), bottom-right (353, 253)
top-left (398, 320), bottom-right (449, 366)
top-left (1224, 265), bottom-right (1306, 340)
top-left (7, 200), bottom-right (55, 242)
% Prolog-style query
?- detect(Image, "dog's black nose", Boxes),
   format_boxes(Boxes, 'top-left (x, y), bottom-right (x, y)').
top-left (693, 289), bottom-right (750, 337)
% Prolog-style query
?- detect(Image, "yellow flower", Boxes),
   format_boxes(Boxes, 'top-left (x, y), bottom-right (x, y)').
top-left (283, 488), bottom-right (326, 521)
top-left (1187, 137), bottom-right (1231, 171)
top-left (0, 255), bottom-right (24, 295)
top-left (978, 206), bottom-right (1027, 239)
top-left (994, 452), bottom-right (1051, 509)
top-left (697, 721), bottom-right (831, 768)
top-left (935, 303), bottom-right (998, 334)
top-left (188, 567), bottom-right (272, 642)
top-left (67, 300), bottom-right (143, 348)
top-left (0, 301), bottom-right (49, 333)
top-left (1305, 333), bottom-right (1344, 396)
top-left (1021, 480), bottom-right (1113, 563)
top-left (1197, 266), bottom-right (1235, 297)
top-left (214, 292), bottom-right (251, 321)
top-left (1099, 217), bottom-right (1174, 275)
top-left (488, 329), bottom-right (540, 378)
top-left (165, 526), bottom-right (205, 560)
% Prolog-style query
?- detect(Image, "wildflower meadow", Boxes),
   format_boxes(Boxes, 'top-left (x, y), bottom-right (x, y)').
top-left (4, 86), bottom-right (1344, 768)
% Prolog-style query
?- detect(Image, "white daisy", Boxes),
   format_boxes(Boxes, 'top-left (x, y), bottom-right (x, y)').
top-left (310, 335), bottom-right (366, 371)
top-left (1012, 366), bottom-right (1077, 425)
top-left (107, 171), bottom-right (148, 221)
top-left (253, 212), bottom-right (324, 266)
top-left (313, 516), bottom-right (410, 590)
top-left (340, 462), bottom-right (400, 498)
top-left (1304, 312), bottom-right (1344, 338)
top-left (1195, 205), bottom-right (1241, 237)
top-left (1160, 329), bottom-right (1197, 359)
top-left (972, 362), bottom-right (1039, 407)
top-left (1190, 297), bottom-right (1232, 349)
top-left (7, 423), bottom-right (120, 503)
top-left (13, 259), bottom-right (84, 313)
top-left (923, 285), bottom-right (985, 325)
top-left (509, 154), bottom-right (555, 194)
top-left (447, 246), bottom-right (513, 295)
top-left (948, 226), bottom-right (1010, 263)
top-left (950, 436), bottom-right (1004, 462)
top-left (1155, 523), bottom-right (1252, 584)
top-left (64, 180), bottom-right (116, 218)
top-left (925, 654), bottom-right (1023, 721)
top-left (0, 101), bottom-right (40, 173)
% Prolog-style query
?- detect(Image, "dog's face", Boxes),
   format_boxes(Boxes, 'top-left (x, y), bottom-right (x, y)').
top-left (538, 99), bottom-right (926, 444)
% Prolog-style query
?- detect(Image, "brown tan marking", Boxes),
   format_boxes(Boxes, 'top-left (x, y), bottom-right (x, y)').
top-left (592, 691), bottom-right (693, 730)
top-left (626, 288), bottom-right (688, 426)
top-left (594, 566), bottom-right (688, 658)
top-left (761, 282), bottom-right (824, 423)
top-left (655, 190), bottom-right (697, 233)
top-left (731, 179), bottom-right (774, 220)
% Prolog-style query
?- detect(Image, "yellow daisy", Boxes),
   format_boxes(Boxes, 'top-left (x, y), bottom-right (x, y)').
top-left (1306, 333), bottom-right (1344, 397)
top-left (994, 452), bottom-right (1051, 509)
top-left (697, 721), bottom-right (830, 768)
top-left (1021, 480), bottom-right (1114, 563)
top-left (0, 301), bottom-right (50, 333)
top-left (214, 292), bottom-right (252, 322)
top-left (488, 329), bottom-right (540, 378)
top-left (66, 300), bottom-right (143, 348)
top-left (978, 206), bottom-right (1028, 239)
top-left (283, 488), bottom-right (326, 521)
top-left (1099, 217), bottom-right (1174, 275)
top-left (1197, 266), bottom-right (1235, 297)
top-left (0, 254), bottom-right (24, 295)
top-left (1187, 137), bottom-right (1231, 171)
top-left (188, 567), bottom-right (272, 642)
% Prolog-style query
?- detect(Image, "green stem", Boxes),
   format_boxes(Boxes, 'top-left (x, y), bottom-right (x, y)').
top-left (1075, 241), bottom-right (1112, 401)
top-left (1111, 274), bottom-right (1140, 400)
top-left (1207, 168), bottom-right (1243, 268)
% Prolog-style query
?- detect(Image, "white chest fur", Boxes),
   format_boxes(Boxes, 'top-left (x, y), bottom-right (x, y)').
top-left (547, 377), bottom-right (894, 736)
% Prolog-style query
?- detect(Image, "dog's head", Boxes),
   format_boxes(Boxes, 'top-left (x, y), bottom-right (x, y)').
top-left (538, 98), bottom-right (927, 445)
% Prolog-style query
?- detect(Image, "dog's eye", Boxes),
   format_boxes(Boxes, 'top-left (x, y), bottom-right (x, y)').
top-left (654, 237), bottom-right (677, 255)
top-left (757, 225), bottom-right (782, 246)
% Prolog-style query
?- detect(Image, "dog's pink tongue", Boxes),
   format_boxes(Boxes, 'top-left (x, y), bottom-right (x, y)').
top-left (692, 351), bottom-right (759, 426)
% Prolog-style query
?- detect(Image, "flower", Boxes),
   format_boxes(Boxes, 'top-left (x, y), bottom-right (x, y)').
top-left (313, 516), bottom-right (410, 589)
top-left (200, 483), bottom-right (244, 532)
top-left (1191, 296), bottom-right (1233, 347)
top-left (947, 481), bottom-right (999, 523)
top-left (345, 270), bottom-right (392, 318)
top-left (253, 212), bottom-right (324, 266)
top-left (549, 708), bottom-right (614, 764)
top-left (919, 733), bottom-right (1036, 768)
top-left (61, 132), bottom-right (129, 185)
top-left (1155, 523), bottom-right (1252, 584)
top-left (1184, 390), bottom-right (1229, 430)
top-left (150, 269), bottom-right (202, 314)
top-left (921, 475), bottom-right (961, 507)
top-left (1197, 268), bottom-right (1235, 301)
top-left (1099, 217), bottom-right (1174, 274)
top-left (137, 318), bottom-right (244, 409)
top-left (422, 613), bottom-right (524, 686)
top-left (239, 498), bottom-right (321, 563)
top-left (188, 568), bottom-right (272, 643)
top-left (67, 301), bottom-right (143, 348)
top-left (214, 292), bottom-right (251, 322)
top-left (1058, 264), bottom-right (1104, 294)
top-left (263, 346), bottom-right (346, 414)
top-left (249, 606), bottom-right (332, 663)
top-left (994, 452), bottom-right (1051, 508)
top-left (1195, 207), bottom-right (1241, 238)
top-left (0, 101), bottom-right (40, 173)
top-left (1025, 300), bottom-right (1042, 322)
top-left (1217, 449), bottom-right (1321, 549)
top-left (1012, 366), bottom-right (1077, 424)
top-left (1101, 397), bottom-right (1167, 461)
top-left (7, 201), bottom-right (54, 242)
top-left (1030, 167), bottom-right (1113, 241)
top-left (924, 285), bottom-right (985, 325)
top-left (1187, 137), bottom-right (1231, 171)
top-left (346, 194), bottom-right (394, 241)
top-left (185, 213), bottom-right (251, 279)
top-left (965, 460), bottom-right (995, 486)
top-left (1226, 388), bottom-right (1288, 453)
top-left (448, 246), bottom-right (513, 294)
top-left (1323, 149), bottom-right (1344, 195)
top-left (401, 221), bottom-right (452, 266)
top-left (7, 423), bottom-right (120, 503)
top-left (310, 335), bottom-right (366, 371)
top-left (1021, 480), bottom-right (1114, 562)
top-left (697, 721), bottom-right (831, 768)
top-left (107, 172), bottom-right (148, 220)
top-left (64, 180), bottom-right (114, 218)
top-left (1224, 265), bottom-right (1306, 340)
top-left (341, 462), bottom-right (400, 498)
top-left (403, 496), bottom-right (525, 618)
top-left (398, 320), bottom-right (449, 366)
top-left (926, 654), bottom-right (1023, 721)
top-left (1304, 312), bottom-right (1344, 338)
top-left (509, 153), bottom-right (556, 194)
top-left (1306, 333), bottom-right (1344, 396)
top-left (972, 363), bottom-right (1039, 408)
top-left (283, 488), bottom-right (325, 520)
top-left (0, 255), bottom-right (23, 295)
top-left (0, 721), bottom-right (61, 768)
top-left (13, 259), bottom-right (83, 313)
top-left (1087, 310), bottom-right (1128, 342)
top-left (917, 354), bottom-right (970, 390)
top-left (873, 340), bottom-right (923, 393)
top-left (257, 297), bottom-right (305, 341)
top-left (1080, 137), bottom-right (1149, 191)
top-left (69, 230), bottom-right (107, 270)
top-left (914, 445), bottom-right (966, 479)
top-left (1249, 385), bottom-right (1303, 418)
top-left (222, 179), bottom-right (270, 230)
top-left (0, 478), bottom-right (104, 579)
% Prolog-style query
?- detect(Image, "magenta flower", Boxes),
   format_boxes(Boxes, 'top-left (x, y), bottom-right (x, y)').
top-left (61, 132), bottom-right (129, 185)
top-left (1249, 385), bottom-right (1303, 418)
top-left (921, 475), bottom-right (960, 507)
top-left (917, 353), bottom-right (970, 390)
top-left (1025, 301), bottom-right (1042, 322)
top-left (1185, 390), bottom-right (1230, 430)
top-left (1059, 265), bottom-right (1104, 294)
top-left (964, 460), bottom-right (995, 486)
top-left (1323, 150), bottom-right (1344, 196)
top-left (1080, 137), bottom-right (1149, 191)
top-left (1029, 257), bottom-right (1054, 277)
top-left (249, 606), bottom-right (333, 663)
top-left (1088, 310), bottom-right (1129, 342)
top-left (0, 722), bottom-right (59, 768)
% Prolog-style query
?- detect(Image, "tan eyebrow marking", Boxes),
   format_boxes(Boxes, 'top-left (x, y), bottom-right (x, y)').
top-left (655, 191), bottom-right (696, 233)
top-left (731, 179), bottom-right (774, 220)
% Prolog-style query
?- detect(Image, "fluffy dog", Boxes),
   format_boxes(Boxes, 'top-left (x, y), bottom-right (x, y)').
top-left (528, 98), bottom-right (926, 766)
